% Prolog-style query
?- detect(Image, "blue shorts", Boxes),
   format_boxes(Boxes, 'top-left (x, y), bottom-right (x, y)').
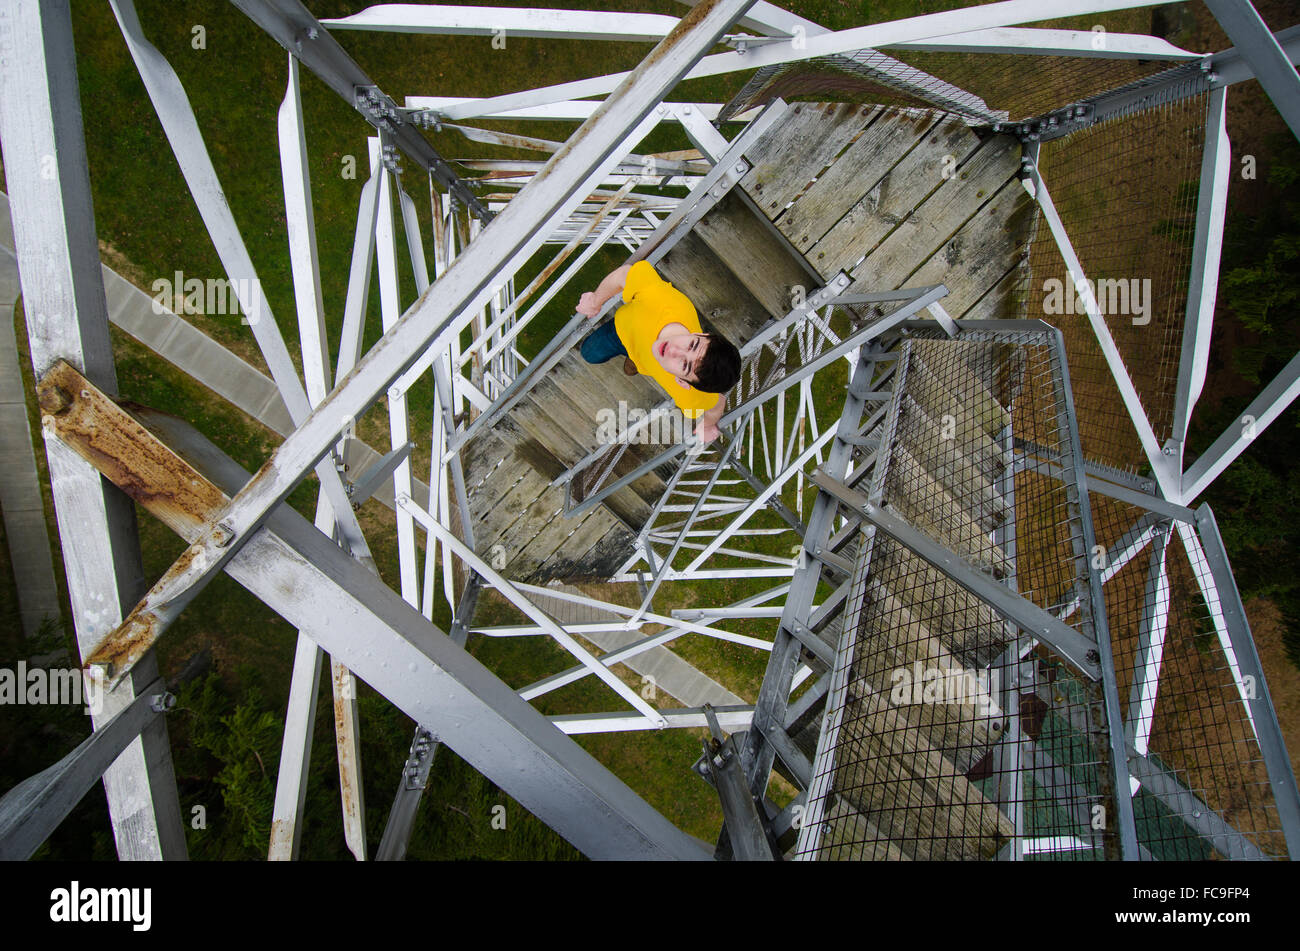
top-left (580, 319), bottom-right (627, 364)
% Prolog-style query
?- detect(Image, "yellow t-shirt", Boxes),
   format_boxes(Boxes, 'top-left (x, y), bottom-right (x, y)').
top-left (614, 262), bottom-right (719, 419)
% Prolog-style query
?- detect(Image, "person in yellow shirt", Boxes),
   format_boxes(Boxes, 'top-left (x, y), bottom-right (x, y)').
top-left (578, 261), bottom-right (741, 445)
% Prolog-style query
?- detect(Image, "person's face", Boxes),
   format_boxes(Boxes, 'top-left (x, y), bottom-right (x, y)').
top-left (654, 332), bottom-right (709, 388)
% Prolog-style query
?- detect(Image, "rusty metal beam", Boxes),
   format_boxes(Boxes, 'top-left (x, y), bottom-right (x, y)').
top-left (36, 361), bottom-right (709, 860)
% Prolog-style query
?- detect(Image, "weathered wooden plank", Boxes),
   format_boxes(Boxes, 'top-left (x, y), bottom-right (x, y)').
top-left (472, 464), bottom-right (556, 563)
top-left (467, 432), bottom-right (535, 523)
top-left (811, 116), bottom-right (984, 278)
top-left (957, 259), bottom-right (1030, 323)
top-left (691, 191), bottom-right (815, 321)
top-left (910, 344), bottom-right (1011, 437)
top-left (540, 520), bottom-right (637, 582)
top-left (886, 446), bottom-right (1012, 578)
top-left (741, 102), bottom-right (879, 219)
top-left (497, 485), bottom-right (567, 579)
top-left (833, 703), bottom-right (1013, 860)
top-left (878, 175), bottom-right (1035, 317)
top-left (896, 397), bottom-right (1007, 533)
top-left (818, 795), bottom-right (911, 861)
top-left (779, 109), bottom-right (940, 259)
top-left (872, 538), bottom-right (1009, 667)
top-left (514, 503), bottom-right (624, 583)
top-left (657, 228), bottom-right (777, 343)
top-left (856, 133), bottom-right (1022, 289)
top-left (509, 401), bottom-right (654, 530)
top-left (527, 375), bottom-right (668, 504)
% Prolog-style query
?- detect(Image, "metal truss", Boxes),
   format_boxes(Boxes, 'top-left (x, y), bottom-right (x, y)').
top-left (2, 0), bottom-right (1298, 864)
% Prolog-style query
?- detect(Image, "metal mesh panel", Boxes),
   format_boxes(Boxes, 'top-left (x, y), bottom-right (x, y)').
top-left (799, 327), bottom-right (1121, 861)
top-left (1089, 492), bottom-right (1290, 859)
top-left (1025, 93), bottom-right (1209, 467)
top-left (885, 50), bottom-right (1169, 122)
top-left (719, 42), bottom-right (1175, 126)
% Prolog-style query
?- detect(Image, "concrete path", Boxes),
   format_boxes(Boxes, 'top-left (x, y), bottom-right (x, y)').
top-left (0, 249), bottom-right (62, 637)
top-left (529, 584), bottom-right (745, 709)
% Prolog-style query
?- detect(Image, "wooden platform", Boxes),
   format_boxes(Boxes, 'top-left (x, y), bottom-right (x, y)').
top-left (465, 103), bottom-right (1034, 583)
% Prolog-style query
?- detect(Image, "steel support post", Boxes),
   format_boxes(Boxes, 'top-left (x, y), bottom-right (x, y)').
top-left (84, 0), bottom-right (762, 685)
top-left (1047, 325), bottom-right (1141, 860)
top-left (1021, 165), bottom-right (1177, 497)
top-left (41, 366), bottom-right (711, 860)
top-left (1206, 1), bottom-right (1300, 144)
top-left (1181, 350), bottom-right (1300, 502)
top-left (701, 707), bottom-right (777, 860)
top-left (0, 0), bottom-right (186, 860)
top-left (269, 71), bottom-right (371, 860)
top-left (1190, 506), bottom-right (1300, 858)
top-left (230, 0), bottom-right (487, 217)
top-left (1170, 86), bottom-right (1230, 462)
top-left (1123, 524), bottom-right (1173, 762)
top-left (735, 345), bottom-right (880, 828)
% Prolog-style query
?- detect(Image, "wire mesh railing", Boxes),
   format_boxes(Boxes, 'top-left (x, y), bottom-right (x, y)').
top-left (798, 324), bottom-right (1123, 861)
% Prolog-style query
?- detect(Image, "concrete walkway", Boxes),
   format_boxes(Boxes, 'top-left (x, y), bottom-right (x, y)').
top-left (0, 249), bottom-right (62, 637)
top-left (529, 584), bottom-right (744, 709)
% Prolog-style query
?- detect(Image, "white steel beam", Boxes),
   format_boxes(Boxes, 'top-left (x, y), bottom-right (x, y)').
top-left (324, 5), bottom-right (682, 42)
top-left (407, 97), bottom-right (731, 122)
top-left (1181, 350), bottom-right (1300, 502)
top-left (1173, 519), bottom-right (1255, 739)
top-left (1206, 1), bottom-right (1300, 144)
top-left (887, 27), bottom-right (1201, 59)
top-left (1123, 524), bottom-right (1172, 762)
top-left (0, 0), bottom-right (187, 861)
top-left (553, 707), bottom-right (754, 735)
top-left (1171, 86), bottom-right (1230, 458)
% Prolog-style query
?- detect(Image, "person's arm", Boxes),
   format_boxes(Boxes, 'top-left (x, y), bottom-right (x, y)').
top-left (577, 264), bottom-right (632, 318)
top-left (693, 394), bottom-right (726, 445)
